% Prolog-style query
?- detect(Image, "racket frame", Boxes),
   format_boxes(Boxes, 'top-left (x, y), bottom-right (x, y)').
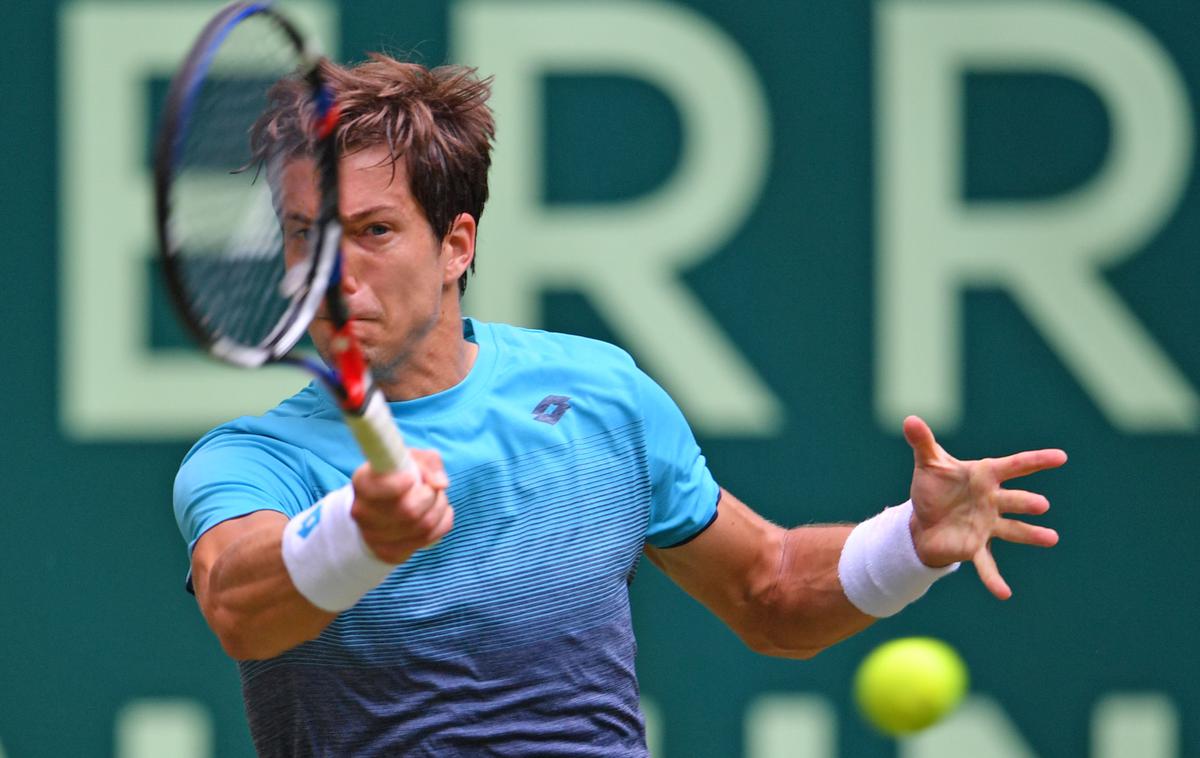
top-left (154, 1), bottom-right (322, 368)
top-left (154, 0), bottom-right (415, 475)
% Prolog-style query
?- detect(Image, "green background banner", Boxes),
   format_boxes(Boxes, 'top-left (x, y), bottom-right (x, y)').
top-left (1, 0), bottom-right (1195, 755)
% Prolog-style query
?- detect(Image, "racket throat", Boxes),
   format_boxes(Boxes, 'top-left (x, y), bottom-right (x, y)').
top-left (330, 323), bottom-right (370, 411)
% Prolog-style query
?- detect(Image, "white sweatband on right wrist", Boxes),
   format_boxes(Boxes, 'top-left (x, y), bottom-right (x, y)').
top-left (281, 484), bottom-right (395, 613)
top-left (837, 500), bottom-right (960, 618)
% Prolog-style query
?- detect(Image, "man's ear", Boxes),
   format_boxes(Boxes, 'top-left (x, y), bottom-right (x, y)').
top-left (441, 213), bottom-right (476, 285)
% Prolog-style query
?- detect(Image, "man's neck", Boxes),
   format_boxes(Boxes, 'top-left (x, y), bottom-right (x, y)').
top-left (374, 302), bottom-right (478, 402)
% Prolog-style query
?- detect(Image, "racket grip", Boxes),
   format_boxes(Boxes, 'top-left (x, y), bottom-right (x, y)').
top-left (344, 388), bottom-right (420, 478)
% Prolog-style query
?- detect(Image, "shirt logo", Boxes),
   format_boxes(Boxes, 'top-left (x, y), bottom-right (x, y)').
top-left (532, 395), bottom-right (572, 425)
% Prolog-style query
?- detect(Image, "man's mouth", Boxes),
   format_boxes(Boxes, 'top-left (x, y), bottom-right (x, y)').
top-left (315, 314), bottom-right (378, 323)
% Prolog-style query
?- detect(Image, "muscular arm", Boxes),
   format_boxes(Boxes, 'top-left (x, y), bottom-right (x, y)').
top-left (647, 419), bottom-right (1064, 657)
top-left (188, 451), bottom-right (452, 661)
top-left (645, 489), bottom-right (873, 659)
top-left (191, 511), bottom-right (336, 661)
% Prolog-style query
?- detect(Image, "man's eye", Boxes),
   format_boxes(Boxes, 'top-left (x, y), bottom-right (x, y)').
top-left (287, 227), bottom-right (310, 240)
top-left (365, 224), bottom-right (390, 237)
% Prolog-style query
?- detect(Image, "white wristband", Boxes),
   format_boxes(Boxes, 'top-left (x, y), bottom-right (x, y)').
top-left (838, 500), bottom-right (960, 618)
top-left (281, 484), bottom-right (395, 612)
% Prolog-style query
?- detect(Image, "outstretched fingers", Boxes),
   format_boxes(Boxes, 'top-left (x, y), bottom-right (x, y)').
top-left (973, 542), bottom-right (1013, 600)
top-left (995, 488), bottom-right (1050, 516)
top-left (903, 415), bottom-right (943, 467)
top-left (991, 448), bottom-right (1068, 482)
top-left (993, 517), bottom-right (1059, 548)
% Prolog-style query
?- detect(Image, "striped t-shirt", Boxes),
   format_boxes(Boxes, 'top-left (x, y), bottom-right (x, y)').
top-left (173, 318), bottom-right (720, 756)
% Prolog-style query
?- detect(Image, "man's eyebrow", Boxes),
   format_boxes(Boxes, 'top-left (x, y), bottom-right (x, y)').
top-left (282, 211), bottom-right (312, 226)
top-left (342, 205), bottom-right (395, 223)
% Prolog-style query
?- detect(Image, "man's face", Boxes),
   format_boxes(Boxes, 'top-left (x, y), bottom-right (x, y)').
top-left (278, 145), bottom-right (459, 381)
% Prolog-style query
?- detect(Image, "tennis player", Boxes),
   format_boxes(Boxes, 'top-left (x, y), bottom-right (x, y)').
top-left (174, 54), bottom-right (1066, 756)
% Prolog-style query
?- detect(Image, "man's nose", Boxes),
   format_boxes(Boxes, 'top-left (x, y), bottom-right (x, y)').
top-left (338, 242), bottom-right (363, 293)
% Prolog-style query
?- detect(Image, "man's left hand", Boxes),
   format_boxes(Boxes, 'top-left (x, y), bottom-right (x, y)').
top-left (903, 415), bottom-right (1067, 600)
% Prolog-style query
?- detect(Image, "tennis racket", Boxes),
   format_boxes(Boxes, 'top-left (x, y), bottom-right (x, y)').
top-left (154, 0), bottom-right (416, 476)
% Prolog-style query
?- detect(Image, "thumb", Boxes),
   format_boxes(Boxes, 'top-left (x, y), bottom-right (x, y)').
top-left (903, 415), bottom-right (940, 467)
top-left (410, 448), bottom-right (450, 490)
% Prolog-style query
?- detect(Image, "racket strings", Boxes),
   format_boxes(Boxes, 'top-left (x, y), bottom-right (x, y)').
top-left (167, 14), bottom-right (320, 353)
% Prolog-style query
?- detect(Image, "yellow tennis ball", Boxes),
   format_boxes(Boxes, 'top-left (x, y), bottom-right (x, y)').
top-left (854, 637), bottom-right (969, 736)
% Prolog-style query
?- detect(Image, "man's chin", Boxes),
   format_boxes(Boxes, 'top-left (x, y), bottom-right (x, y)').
top-left (309, 321), bottom-right (414, 384)
top-left (310, 320), bottom-right (376, 351)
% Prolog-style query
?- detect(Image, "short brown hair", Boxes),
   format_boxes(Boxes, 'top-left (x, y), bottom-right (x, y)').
top-left (253, 54), bottom-right (495, 295)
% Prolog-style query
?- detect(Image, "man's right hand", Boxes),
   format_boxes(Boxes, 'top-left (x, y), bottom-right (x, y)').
top-left (350, 449), bottom-right (454, 564)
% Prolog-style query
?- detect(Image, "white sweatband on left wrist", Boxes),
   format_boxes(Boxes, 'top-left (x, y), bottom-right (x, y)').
top-left (837, 500), bottom-right (960, 618)
top-left (281, 484), bottom-right (396, 613)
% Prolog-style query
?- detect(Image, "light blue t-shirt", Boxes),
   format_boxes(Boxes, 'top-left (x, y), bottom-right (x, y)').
top-left (174, 319), bottom-right (719, 757)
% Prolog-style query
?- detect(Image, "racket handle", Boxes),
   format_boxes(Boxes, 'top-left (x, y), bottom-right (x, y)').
top-left (344, 388), bottom-right (420, 477)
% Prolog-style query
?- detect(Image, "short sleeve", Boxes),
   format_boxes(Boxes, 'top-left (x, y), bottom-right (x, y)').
top-left (637, 371), bottom-right (720, 548)
top-left (173, 432), bottom-right (316, 554)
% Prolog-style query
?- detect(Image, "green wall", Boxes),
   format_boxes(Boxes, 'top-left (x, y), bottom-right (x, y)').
top-left (2, 0), bottom-right (1196, 755)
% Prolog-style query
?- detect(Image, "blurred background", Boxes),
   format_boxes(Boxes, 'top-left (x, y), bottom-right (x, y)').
top-left (2, 0), bottom-right (1195, 755)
